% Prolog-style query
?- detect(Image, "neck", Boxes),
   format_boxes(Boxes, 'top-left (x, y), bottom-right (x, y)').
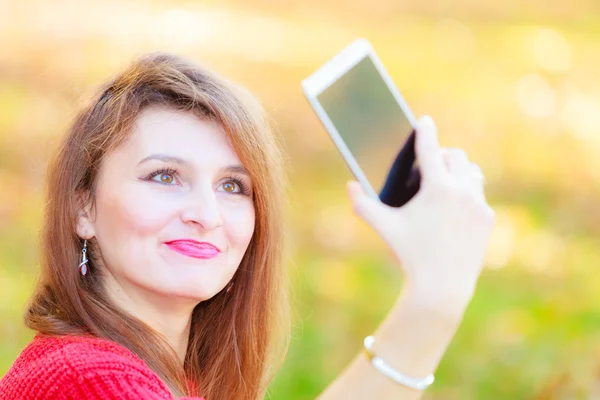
top-left (102, 273), bottom-right (196, 363)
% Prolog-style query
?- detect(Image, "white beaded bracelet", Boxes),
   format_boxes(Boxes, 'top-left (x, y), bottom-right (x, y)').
top-left (363, 336), bottom-right (435, 391)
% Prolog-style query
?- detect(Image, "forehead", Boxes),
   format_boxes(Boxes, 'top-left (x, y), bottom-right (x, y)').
top-left (122, 106), bottom-right (240, 166)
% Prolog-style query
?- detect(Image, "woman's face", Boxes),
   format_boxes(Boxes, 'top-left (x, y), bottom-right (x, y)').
top-left (78, 106), bottom-right (255, 302)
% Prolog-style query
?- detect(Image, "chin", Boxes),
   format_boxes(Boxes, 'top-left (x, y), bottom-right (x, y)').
top-left (140, 259), bottom-right (234, 302)
top-left (157, 279), bottom-right (228, 302)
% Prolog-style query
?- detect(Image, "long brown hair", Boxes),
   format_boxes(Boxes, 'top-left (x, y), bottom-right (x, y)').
top-left (25, 52), bottom-right (290, 400)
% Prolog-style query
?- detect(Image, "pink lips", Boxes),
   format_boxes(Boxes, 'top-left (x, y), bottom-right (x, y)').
top-left (165, 239), bottom-right (220, 259)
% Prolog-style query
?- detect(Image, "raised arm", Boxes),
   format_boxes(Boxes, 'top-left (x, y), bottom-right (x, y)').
top-left (318, 116), bottom-right (495, 400)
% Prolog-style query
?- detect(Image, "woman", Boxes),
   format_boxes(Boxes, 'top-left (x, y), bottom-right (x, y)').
top-left (0, 52), bottom-right (495, 400)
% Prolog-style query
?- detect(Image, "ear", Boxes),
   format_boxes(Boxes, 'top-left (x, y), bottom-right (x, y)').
top-left (75, 190), bottom-right (96, 239)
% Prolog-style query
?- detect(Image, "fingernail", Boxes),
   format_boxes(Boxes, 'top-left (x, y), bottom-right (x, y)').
top-left (420, 115), bottom-right (436, 128)
top-left (347, 181), bottom-right (360, 196)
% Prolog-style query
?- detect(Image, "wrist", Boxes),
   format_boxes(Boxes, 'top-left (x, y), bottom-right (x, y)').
top-left (371, 283), bottom-right (469, 378)
top-left (398, 280), bottom-right (475, 326)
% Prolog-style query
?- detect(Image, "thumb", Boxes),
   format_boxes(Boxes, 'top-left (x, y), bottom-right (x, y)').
top-left (347, 181), bottom-right (391, 232)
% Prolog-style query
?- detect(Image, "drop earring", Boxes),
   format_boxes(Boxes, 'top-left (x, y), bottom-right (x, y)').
top-left (226, 281), bottom-right (234, 293)
top-left (79, 239), bottom-right (88, 276)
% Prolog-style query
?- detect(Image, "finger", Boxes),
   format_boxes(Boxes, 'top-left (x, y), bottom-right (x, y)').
top-left (414, 116), bottom-right (446, 185)
top-left (469, 162), bottom-right (486, 184)
top-left (443, 150), bottom-right (487, 202)
top-left (451, 162), bottom-right (486, 206)
top-left (468, 163), bottom-right (487, 201)
top-left (443, 148), bottom-right (470, 176)
top-left (347, 181), bottom-right (392, 235)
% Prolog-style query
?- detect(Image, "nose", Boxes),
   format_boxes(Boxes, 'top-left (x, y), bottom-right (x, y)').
top-left (180, 186), bottom-right (223, 231)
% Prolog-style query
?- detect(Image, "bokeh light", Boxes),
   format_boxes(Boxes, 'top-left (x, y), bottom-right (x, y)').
top-left (1, 1), bottom-right (600, 399)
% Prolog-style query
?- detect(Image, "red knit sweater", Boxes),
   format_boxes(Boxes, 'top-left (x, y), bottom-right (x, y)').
top-left (0, 334), bottom-right (205, 400)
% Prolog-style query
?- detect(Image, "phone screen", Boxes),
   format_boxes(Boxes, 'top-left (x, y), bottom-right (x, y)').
top-left (316, 55), bottom-right (419, 207)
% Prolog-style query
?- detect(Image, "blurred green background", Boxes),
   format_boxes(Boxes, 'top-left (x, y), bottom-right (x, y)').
top-left (1, 0), bottom-right (600, 399)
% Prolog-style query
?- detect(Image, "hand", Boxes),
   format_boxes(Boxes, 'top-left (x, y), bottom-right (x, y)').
top-left (347, 116), bottom-right (495, 310)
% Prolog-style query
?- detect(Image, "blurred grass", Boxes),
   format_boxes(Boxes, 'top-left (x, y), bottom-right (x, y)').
top-left (1, 1), bottom-right (600, 399)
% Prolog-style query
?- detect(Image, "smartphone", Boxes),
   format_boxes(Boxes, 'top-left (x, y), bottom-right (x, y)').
top-left (302, 38), bottom-right (420, 207)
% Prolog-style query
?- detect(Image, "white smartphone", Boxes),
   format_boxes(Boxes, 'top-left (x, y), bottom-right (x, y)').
top-left (302, 38), bottom-right (420, 207)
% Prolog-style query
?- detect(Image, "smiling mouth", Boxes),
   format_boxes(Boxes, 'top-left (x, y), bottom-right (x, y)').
top-left (164, 240), bottom-right (220, 259)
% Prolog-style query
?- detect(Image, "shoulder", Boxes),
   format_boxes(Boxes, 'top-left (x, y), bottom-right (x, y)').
top-left (0, 334), bottom-right (172, 400)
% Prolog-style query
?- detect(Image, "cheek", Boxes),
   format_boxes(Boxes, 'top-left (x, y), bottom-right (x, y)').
top-left (222, 201), bottom-right (255, 249)
top-left (95, 185), bottom-right (175, 239)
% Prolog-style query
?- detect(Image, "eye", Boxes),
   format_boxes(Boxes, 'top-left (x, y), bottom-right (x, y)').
top-left (146, 168), bottom-right (179, 185)
top-left (217, 177), bottom-right (251, 195)
top-left (218, 180), bottom-right (241, 194)
top-left (154, 173), bottom-right (175, 185)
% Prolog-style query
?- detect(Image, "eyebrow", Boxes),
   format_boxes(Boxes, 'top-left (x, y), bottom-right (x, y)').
top-left (138, 154), bottom-right (190, 166)
top-left (219, 165), bottom-right (251, 176)
top-left (137, 153), bottom-right (250, 176)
